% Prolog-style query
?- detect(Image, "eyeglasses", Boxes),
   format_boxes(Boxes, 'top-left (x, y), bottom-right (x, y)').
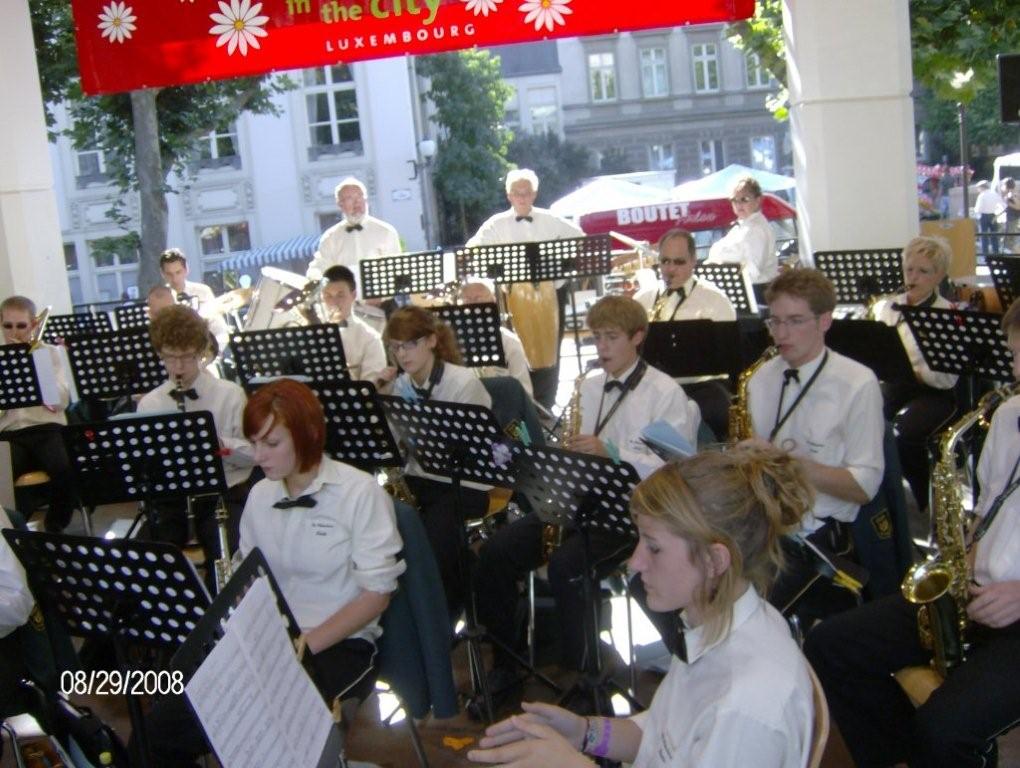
top-left (387, 337), bottom-right (425, 355)
top-left (730, 196), bottom-right (758, 204)
top-left (765, 315), bottom-right (817, 331)
top-left (160, 352), bottom-right (201, 364)
top-left (659, 257), bottom-right (693, 267)
top-left (2, 322), bottom-right (29, 330)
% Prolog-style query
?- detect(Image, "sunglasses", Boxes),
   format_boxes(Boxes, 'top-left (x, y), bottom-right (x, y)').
top-left (2, 322), bottom-right (29, 330)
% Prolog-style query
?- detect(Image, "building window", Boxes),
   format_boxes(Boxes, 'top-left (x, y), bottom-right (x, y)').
top-left (588, 52), bottom-right (617, 103)
top-left (199, 222), bottom-right (251, 258)
top-left (692, 43), bottom-right (720, 93)
top-left (699, 139), bottom-right (723, 175)
top-left (304, 65), bottom-right (363, 160)
top-left (649, 143), bottom-right (675, 171)
top-left (640, 48), bottom-right (669, 98)
top-left (64, 243), bottom-right (83, 306)
top-left (745, 52), bottom-right (771, 89)
top-left (74, 147), bottom-right (108, 189)
top-left (198, 123), bottom-right (240, 169)
top-left (751, 136), bottom-right (777, 171)
top-left (88, 235), bottom-right (139, 302)
top-left (318, 211), bottom-right (343, 232)
top-left (504, 85), bottom-right (520, 131)
top-left (527, 86), bottom-right (559, 134)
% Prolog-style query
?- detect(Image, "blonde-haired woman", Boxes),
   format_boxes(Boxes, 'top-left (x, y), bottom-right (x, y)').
top-left (468, 446), bottom-right (816, 768)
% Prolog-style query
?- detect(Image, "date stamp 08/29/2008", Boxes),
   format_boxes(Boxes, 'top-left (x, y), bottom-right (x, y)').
top-left (60, 670), bottom-right (185, 697)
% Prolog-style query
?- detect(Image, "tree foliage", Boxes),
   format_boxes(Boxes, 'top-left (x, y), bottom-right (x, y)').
top-left (416, 50), bottom-right (513, 244)
top-left (506, 132), bottom-right (595, 207)
top-left (29, 0), bottom-right (290, 291)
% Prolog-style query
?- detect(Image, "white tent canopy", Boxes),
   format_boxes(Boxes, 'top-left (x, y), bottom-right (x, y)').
top-left (549, 177), bottom-right (670, 219)
top-left (671, 163), bottom-right (796, 201)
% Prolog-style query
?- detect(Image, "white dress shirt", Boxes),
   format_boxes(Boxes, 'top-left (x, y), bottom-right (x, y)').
top-left (872, 293), bottom-right (958, 390)
top-left (308, 215), bottom-right (401, 292)
top-left (339, 315), bottom-right (386, 383)
top-left (973, 394), bottom-right (1020, 585)
top-left (706, 211), bottom-right (777, 284)
top-left (0, 508), bottom-right (33, 639)
top-left (975, 188), bottom-right (1004, 216)
top-left (580, 360), bottom-right (700, 479)
top-left (393, 361), bottom-right (493, 410)
top-left (634, 276), bottom-right (737, 322)
top-left (137, 369), bottom-right (253, 489)
top-left (0, 343), bottom-right (69, 433)
top-left (476, 328), bottom-right (533, 396)
top-left (630, 587), bottom-right (813, 768)
top-left (239, 457), bottom-right (405, 642)
top-left (466, 206), bottom-right (584, 247)
top-left (748, 348), bottom-right (885, 532)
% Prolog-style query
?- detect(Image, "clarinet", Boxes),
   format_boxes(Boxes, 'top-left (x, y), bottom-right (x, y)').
top-left (213, 495), bottom-right (233, 593)
top-left (173, 376), bottom-right (200, 547)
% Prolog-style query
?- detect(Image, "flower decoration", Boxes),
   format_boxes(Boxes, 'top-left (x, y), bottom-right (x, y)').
top-left (463, 0), bottom-right (503, 16)
top-left (209, 0), bottom-right (269, 57)
top-left (97, 2), bottom-right (137, 44)
top-left (518, 0), bottom-right (571, 32)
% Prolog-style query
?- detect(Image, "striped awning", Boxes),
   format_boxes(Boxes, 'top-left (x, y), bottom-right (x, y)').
top-left (221, 234), bottom-right (320, 271)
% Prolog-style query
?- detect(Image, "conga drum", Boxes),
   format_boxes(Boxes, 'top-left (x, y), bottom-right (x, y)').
top-left (507, 281), bottom-right (559, 369)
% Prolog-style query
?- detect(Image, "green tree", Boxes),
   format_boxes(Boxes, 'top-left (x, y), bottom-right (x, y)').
top-left (416, 50), bottom-right (513, 244)
top-left (506, 132), bottom-right (595, 206)
top-left (30, 0), bottom-right (290, 292)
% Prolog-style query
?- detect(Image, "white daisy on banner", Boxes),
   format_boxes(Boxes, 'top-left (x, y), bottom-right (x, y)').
top-left (97, 2), bottom-right (137, 44)
top-left (518, 0), bottom-right (571, 32)
top-left (209, 0), bottom-right (269, 57)
top-left (463, 0), bottom-right (502, 17)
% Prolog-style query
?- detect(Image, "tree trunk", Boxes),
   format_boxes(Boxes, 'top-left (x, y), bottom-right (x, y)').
top-left (130, 89), bottom-right (167, 293)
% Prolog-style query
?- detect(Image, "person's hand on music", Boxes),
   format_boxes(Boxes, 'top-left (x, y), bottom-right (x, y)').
top-left (564, 434), bottom-right (607, 457)
top-left (468, 703), bottom-right (593, 767)
top-left (375, 366), bottom-right (399, 392)
top-left (968, 580), bottom-right (1020, 628)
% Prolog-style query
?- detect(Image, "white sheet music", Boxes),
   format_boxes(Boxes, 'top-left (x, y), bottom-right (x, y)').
top-left (32, 347), bottom-right (60, 406)
top-left (185, 576), bottom-right (333, 768)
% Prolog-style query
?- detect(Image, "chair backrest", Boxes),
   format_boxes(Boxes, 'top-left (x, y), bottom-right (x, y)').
top-left (807, 663), bottom-right (830, 768)
top-left (480, 375), bottom-right (546, 446)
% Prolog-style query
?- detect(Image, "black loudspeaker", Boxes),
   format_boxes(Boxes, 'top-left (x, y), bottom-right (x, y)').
top-left (999, 53), bottom-right (1020, 124)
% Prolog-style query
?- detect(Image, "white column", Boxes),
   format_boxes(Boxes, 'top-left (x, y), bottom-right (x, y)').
top-left (0, 0), bottom-right (71, 312)
top-left (783, 0), bottom-right (918, 261)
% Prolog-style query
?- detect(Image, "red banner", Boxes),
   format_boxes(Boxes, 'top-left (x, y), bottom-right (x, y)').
top-left (71, 0), bottom-right (753, 95)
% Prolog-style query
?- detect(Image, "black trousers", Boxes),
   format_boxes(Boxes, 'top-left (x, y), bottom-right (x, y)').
top-left (3, 423), bottom-right (76, 532)
top-left (804, 593), bottom-right (1020, 768)
top-left (141, 637), bottom-right (377, 768)
top-left (882, 380), bottom-right (957, 511)
top-left (474, 512), bottom-right (635, 672)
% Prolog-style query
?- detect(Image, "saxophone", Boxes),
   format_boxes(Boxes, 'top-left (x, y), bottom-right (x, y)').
top-left (901, 382), bottom-right (1020, 677)
top-left (727, 346), bottom-right (779, 443)
top-left (649, 291), bottom-right (670, 322)
top-left (381, 465), bottom-right (418, 508)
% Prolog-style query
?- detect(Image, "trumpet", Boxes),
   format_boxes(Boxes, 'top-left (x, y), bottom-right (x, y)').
top-left (28, 306), bottom-right (51, 351)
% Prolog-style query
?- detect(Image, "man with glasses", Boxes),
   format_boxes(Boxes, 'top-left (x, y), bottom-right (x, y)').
top-left (137, 305), bottom-right (256, 590)
top-left (0, 295), bottom-right (74, 531)
top-left (706, 176), bottom-right (777, 288)
top-left (742, 269), bottom-right (884, 619)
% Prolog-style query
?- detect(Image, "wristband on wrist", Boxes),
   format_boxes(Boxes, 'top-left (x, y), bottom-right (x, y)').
top-left (591, 718), bottom-right (612, 758)
top-left (581, 717), bottom-right (597, 753)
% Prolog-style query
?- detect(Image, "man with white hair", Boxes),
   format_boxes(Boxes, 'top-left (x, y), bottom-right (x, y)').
top-left (467, 169), bottom-right (584, 407)
top-left (307, 176), bottom-right (401, 292)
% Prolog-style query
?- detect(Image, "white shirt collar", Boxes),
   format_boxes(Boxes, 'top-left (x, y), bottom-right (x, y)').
top-left (606, 358), bottom-right (641, 385)
top-left (785, 346), bottom-right (827, 380)
top-left (681, 585), bottom-right (760, 664)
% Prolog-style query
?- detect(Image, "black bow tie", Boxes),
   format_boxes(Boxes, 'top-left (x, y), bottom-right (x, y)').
top-left (666, 287), bottom-right (686, 300)
top-left (176, 292), bottom-right (193, 304)
top-left (169, 388), bottom-right (199, 402)
top-left (412, 386), bottom-right (431, 401)
top-left (604, 379), bottom-right (625, 393)
top-left (783, 368), bottom-right (800, 385)
top-left (345, 223), bottom-right (363, 232)
top-left (515, 215), bottom-right (533, 223)
top-left (273, 494), bottom-right (317, 509)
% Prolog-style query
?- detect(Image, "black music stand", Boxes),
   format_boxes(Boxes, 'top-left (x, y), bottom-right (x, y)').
top-left (827, 319), bottom-right (915, 383)
top-left (899, 305), bottom-right (1014, 384)
top-left (65, 327), bottom-right (165, 400)
top-left (511, 443), bottom-right (641, 716)
top-left (455, 235), bottom-right (613, 367)
top-left (694, 263), bottom-right (759, 315)
top-left (814, 249), bottom-right (904, 305)
top-left (986, 254), bottom-right (1020, 311)
top-left (42, 312), bottom-right (113, 344)
top-left (359, 249), bottom-right (445, 300)
top-left (312, 380), bottom-right (403, 473)
top-left (169, 549), bottom-right (345, 768)
top-left (378, 396), bottom-right (558, 720)
top-left (1, 528), bottom-right (210, 767)
top-left (0, 343), bottom-right (43, 410)
top-left (428, 302), bottom-right (507, 368)
top-left (229, 324), bottom-right (349, 388)
top-left (642, 320), bottom-right (743, 379)
top-left (62, 411), bottom-right (228, 538)
top-left (113, 303), bottom-right (149, 330)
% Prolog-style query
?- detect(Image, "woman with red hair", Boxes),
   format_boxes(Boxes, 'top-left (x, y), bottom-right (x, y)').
top-left (240, 378), bottom-right (405, 705)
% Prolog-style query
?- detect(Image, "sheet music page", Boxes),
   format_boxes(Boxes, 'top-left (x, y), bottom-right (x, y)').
top-left (32, 347), bottom-right (60, 406)
top-left (225, 576), bottom-right (333, 767)
top-left (184, 630), bottom-right (296, 768)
